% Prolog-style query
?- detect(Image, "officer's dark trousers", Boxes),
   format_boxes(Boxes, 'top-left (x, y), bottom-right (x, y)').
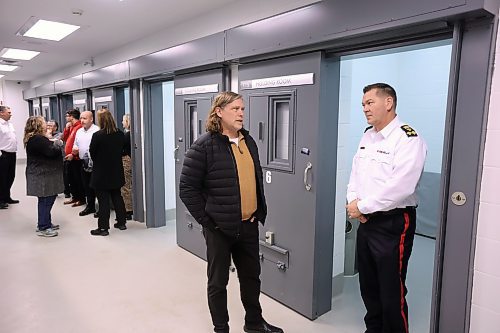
top-left (0, 151), bottom-right (16, 203)
top-left (357, 208), bottom-right (416, 333)
top-left (203, 221), bottom-right (263, 333)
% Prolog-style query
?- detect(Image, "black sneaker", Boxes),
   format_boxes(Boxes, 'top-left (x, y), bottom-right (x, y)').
top-left (79, 207), bottom-right (96, 216)
top-left (90, 228), bottom-right (109, 236)
top-left (113, 223), bottom-right (127, 230)
top-left (244, 320), bottom-right (284, 333)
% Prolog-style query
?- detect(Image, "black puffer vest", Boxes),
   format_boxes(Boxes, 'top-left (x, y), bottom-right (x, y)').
top-left (179, 128), bottom-right (267, 237)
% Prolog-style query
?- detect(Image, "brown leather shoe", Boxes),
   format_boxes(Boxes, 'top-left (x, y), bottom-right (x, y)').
top-left (64, 198), bottom-right (76, 205)
top-left (71, 201), bottom-right (85, 207)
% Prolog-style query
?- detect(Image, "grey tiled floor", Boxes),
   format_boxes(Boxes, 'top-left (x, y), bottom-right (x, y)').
top-left (0, 161), bottom-right (433, 332)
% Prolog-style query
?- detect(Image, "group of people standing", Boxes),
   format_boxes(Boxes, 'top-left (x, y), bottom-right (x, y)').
top-left (22, 108), bottom-right (133, 237)
top-left (1, 82), bottom-right (425, 332)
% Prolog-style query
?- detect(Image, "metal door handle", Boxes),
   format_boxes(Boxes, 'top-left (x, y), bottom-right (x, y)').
top-left (258, 122), bottom-right (264, 141)
top-left (174, 145), bottom-right (179, 161)
top-left (304, 162), bottom-right (312, 191)
top-left (198, 120), bottom-right (202, 135)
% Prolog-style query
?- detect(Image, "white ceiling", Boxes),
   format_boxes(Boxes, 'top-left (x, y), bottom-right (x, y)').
top-left (0, 0), bottom-right (239, 82)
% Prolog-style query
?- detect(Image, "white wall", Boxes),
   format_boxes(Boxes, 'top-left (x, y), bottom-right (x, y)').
top-left (1, 80), bottom-right (30, 159)
top-left (469, 23), bottom-right (500, 332)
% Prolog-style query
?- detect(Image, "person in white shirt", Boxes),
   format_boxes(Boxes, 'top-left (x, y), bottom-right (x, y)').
top-left (346, 83), bottom-right (427, 333)
top-left (0, 106), bottom-right (20, 209)
top-left (73, 111), bottom-right (99, 216)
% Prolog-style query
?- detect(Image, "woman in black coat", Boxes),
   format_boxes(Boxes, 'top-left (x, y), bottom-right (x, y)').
top-left (89, 109), bottom-right (127, 236)
top-left (24, 116), bottom-right (64, 237)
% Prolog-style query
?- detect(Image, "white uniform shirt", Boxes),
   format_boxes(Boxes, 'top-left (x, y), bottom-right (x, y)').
top-left (73, 124), bottom-right (99, 159)
top-left (0, 118), bottom-right (17, 153)
top-left (347, 116), bottom-right (427, 214)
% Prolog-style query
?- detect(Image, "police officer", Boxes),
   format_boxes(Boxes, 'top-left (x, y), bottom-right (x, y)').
top-left (346, 83), bottom-right (427, 333)
top-left (179, 92), bottom-right (283, 333)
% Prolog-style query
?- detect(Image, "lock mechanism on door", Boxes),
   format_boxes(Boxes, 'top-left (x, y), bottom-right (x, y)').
top-left (451, 191), bottom-right (466, 206)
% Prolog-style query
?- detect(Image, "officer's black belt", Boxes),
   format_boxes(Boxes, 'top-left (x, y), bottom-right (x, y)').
top-left (365, 206), bottom-right (416, 218)
top-left (0, 150), bottom-right (16, 155)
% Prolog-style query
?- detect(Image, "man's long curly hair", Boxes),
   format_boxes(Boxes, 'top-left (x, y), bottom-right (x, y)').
top-left (205, 91), bottom-right (243, 133)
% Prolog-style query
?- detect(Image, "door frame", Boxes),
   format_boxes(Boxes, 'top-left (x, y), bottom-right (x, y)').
top-left (142, 79), bottom-right (168, 228)
top-left (319, 18), bottom-right (496, 332)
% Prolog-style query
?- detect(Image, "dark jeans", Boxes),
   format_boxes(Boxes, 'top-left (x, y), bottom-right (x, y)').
top-left (203, 221), bottom-right (263, 332)
top-left (95, 188), bottom-right (126, 230)
top-left (37, 195), bottom-right (57, 230)
top-left (80, 168), bottom-right (95, 210)
top-left (0, 151), bottom-right (16, 203)
top-left (357, 208), bottom-right (416, 333)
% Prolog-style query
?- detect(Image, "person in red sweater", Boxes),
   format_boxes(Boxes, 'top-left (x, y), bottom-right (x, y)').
top-left (62, 109), bottom-right (85, 207)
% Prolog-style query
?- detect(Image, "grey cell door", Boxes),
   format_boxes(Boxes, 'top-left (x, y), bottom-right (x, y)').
top-left (239, 52), bottom-right (339, 319)
top-left (174, 69), bottom-right (226, 260)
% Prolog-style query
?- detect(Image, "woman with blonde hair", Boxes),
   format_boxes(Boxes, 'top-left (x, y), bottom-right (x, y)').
top-left (89, 109), bottom-right (127, 236)
top-left (24, 116), bottom-right (64, 237)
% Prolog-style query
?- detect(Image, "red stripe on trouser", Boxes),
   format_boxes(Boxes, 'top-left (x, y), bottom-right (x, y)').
top-left (399, 212), bottom-right (410, 333)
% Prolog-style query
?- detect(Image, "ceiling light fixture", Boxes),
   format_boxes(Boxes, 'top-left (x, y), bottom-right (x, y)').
top-left (0, 64), bottom-right (19, 72)
top-left (17, 17), bottom-right (80, 41)
top-left (0, 48), bottom-right (40, 60)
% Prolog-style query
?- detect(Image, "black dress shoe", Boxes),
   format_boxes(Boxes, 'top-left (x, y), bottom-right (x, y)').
top-left (6, 198), bottom-right (19, 204)
top-left (90, 228), bottom-right (109, 236)
top-left (113, 222), bottom-right (127, 230)
top-left (244, 320), bottom-right (284, 333)
top-left (79, 207), bottom-right (96, 216)
top-left (0, 202), bottom-right (8, 209)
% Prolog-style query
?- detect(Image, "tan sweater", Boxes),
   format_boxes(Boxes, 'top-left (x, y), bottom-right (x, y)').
top-left (230, 134), bottom-right (257, 220)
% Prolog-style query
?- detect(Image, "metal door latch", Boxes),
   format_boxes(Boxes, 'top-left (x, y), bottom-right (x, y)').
top-left (265, 231), bottom-right (275, 245)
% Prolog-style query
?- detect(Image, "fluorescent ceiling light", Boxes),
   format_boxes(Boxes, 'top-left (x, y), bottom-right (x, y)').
top-left (0, 48), bottom-right (40, 60)
top-left (0, 75), bottom-right (4, 79)
top-left (0, 64), bottom-right (19, 72)
top-left (22, 19), bottom-right (80, 41)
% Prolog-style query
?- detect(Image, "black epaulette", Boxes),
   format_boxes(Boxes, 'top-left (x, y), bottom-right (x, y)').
top-left (364, 126), bottom-right (373, 133)
top-left (401, 125), bottom-right (418, 137)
